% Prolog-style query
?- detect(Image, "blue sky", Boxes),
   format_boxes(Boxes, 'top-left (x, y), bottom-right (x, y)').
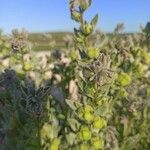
top-left (0, 0), bottom-right (149, 33)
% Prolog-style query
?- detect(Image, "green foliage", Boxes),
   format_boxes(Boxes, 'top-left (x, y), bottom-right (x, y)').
top-left (0, 0), bottom-right (150, 150)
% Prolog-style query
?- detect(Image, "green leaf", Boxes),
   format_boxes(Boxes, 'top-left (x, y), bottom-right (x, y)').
top-left (67, 118), bottom-right (80, 131)
top-left (91, 14), bottom-right (99, 29)
top-left (65, 99), bottom-right (77, 110)
top-left (66, 133), bottom-right (76, 145)
top-left (94, 105), bottom-right (109, 117)
top-left (78, 80), bottom-right (84, 91)
top-left (120, 134), bottom-right (140, 150)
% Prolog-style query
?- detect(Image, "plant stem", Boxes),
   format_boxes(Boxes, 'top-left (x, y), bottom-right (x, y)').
top-left (37, 117), bottom-right (41, 150)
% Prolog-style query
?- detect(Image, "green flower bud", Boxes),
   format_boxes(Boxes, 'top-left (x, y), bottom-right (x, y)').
top-left (84, 112), bottom-right (94, 122)
top-left (83, 23), bottom-right (93, 35)
top-left (141, 51), bottom-right (150, 65)
top-left (118, 88), bottom-right (128, 98)
top-left (93, 117), bottom-right (107, 129)
top-left (87, 47), bottom-right (99, 59)
top-left (75, 35), bottom-right (85, 43)
top-left (96, 97), bottom-right (108, 106)
top-left (24, 63), bottom-right (32, 71)
top-left (78, 126), bottom-right (92, 141)
top-left (132, 62), bottom-right (145, 77)
top-left (79, 0), bottom-right (92, 11)
top-left (118, 72), bottom-right (131, 87)
top-left (40, 123), bottom-right (51, 139)
top-left (84, 105), bottom-right (94, 113)
top-left (71, 11), bottom-right (81, 22)
top-left (50, 138), bottom-right (60, 150)
top-left (70, 50), bottom-right (79, 60)
top-left (92, 137), bottom-right (104, 149)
